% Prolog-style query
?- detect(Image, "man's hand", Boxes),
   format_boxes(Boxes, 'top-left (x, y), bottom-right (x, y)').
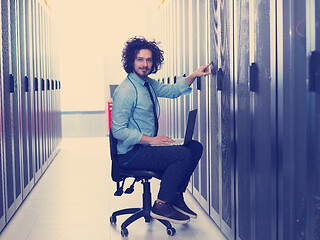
top-left (185, 61), bottom-right (213, 86)
top-left (193, 61), bottom-right (212, 77)
top-left (139, 135), bottom-right (175, 145)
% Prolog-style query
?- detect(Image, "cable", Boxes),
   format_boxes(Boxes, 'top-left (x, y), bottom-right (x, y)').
top-left (127, 76), bottom-right (141, 133)
top-left (295, 19), bottom-right (305, 38)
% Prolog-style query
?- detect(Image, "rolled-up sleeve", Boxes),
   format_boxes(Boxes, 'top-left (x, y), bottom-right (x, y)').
top-left (111, 86), bottom-right (143, 149)
top-left (175, 76), bottom-right (192, 95)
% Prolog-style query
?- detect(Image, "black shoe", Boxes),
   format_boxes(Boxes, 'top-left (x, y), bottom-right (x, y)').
top-left (150, 201), bottom-right (190, 224)
top-left (173, 194), bottom-right (197, 219)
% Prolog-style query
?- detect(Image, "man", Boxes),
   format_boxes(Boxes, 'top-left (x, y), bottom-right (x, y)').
top-left (111, 36), bottom-right (211, 224)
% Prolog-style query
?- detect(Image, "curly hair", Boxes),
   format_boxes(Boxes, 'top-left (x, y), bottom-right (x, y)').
top-left (121, 36), bottom-right (164, 74)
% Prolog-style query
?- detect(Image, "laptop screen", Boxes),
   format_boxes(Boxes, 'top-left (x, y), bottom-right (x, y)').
top-left (183, 109), bottom-right (198, 145)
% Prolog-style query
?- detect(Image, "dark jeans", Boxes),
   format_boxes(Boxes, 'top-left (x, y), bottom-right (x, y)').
top-left (117, 140), bottom-right (203, 202)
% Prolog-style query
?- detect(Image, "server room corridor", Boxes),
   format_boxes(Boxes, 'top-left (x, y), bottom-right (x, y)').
top-left (1, 0), bottom-right (320, 239)
top-left (0, 138), bottom-right (227, 240)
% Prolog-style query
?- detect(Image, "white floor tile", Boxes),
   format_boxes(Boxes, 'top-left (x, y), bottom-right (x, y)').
top-left (0, 138), bottom-right (227, 240)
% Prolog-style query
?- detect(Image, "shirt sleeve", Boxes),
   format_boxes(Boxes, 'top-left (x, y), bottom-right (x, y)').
top-left (152, 76), bottom-right (192, 98)
top-left (175, 76), bottom-right (192, 95)
top-left (111, 85), bottom-right (143, 147)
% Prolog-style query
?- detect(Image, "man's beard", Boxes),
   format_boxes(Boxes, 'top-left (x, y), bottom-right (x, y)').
top-left (134, 68), bottom-right (150, 79)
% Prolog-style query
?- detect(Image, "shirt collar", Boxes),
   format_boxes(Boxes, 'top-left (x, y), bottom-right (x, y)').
top-left (128, 73), bottom-right (151, 86)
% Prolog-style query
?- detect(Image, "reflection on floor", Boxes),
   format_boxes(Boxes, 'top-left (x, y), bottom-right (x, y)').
top-left (0, 138), bottom-right (227, 240)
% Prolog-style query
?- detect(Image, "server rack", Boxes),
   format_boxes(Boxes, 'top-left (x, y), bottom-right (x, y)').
top-left (0, 0), bottom-right (61, 233)
top-left (154, 0), bottom-right (320, 238)
top-left (0, 6), bottom-right (6, 228)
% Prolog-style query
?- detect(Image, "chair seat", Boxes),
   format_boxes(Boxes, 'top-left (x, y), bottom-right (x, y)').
top-left (118, 168), bottom-right (163, 180)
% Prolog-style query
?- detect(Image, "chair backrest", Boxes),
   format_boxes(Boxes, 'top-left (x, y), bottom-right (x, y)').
top-left (109, 130), bottom-right (123, 182)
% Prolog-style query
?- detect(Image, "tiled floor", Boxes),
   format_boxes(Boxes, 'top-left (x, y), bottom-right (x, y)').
top-left (0, 138), bottom-right (227, 240)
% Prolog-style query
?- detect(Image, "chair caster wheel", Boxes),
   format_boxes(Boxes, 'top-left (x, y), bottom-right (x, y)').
top-left (110, 216), bottom-right (117, 224)
top-left (121, 228), bottom-right (129, 237)
top-left (167, 227), bottom-right (176, 236)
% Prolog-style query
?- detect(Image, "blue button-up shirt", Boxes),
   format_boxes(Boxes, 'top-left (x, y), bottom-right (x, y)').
top-left (111, 73), bottom-right (192, 154)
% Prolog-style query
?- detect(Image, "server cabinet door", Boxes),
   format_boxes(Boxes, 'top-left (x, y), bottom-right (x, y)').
top-left (190, 0), bottom-right (200, 198)
top-left (177, 0), bottom-right (184, 140)
top-left (209, 0), bottom-right (235, 238)
top-left (208, 0), bottom-right (221, 227)
top-left (11, 0), bottom-right (23, 209)
top-left (0, 128), bottom-right (5, 232)
top-left (49, 80), bottom-right (54, 160)
top-left (172, 0), bottom-right (178, 140)
top-left (1, 0), bottom-right (23, 221)
top-left (40, 78), bottom-right (48, 171)
top-left (47, 79), bottom-right (52, 160)
top-left (19, 0), bottom-right (34, 198)
top-left (277, 0), bottom-right (308, 239)
top-left (32, 0), bottom-right (42, 182)
top-left (249, 0), bottom-right (277, 238)
top-left (233, 0), bottom-right (252, 238)
top-left (39, 5), bottom-right (48, 171)
top-left (306, 0), bottom-right (320, 238)
top-left (218, 0), bottom-right (234, 238)
top-left (182, 0), bottom-right (190, 141)
top-left (53, 84), bottom-right (57, 149)
top-left (195, 0), bottom-right (210, 212)
top-left (57, 81), bottom-right (62, 142)
top-left (0, 0), bottom-right (5, 229)
top-left (0, 60), bottom-right (6, 232)
top-left (33, 77), bottom-right (41, 181)
top-left (25, 0), bottom-right (35, 186)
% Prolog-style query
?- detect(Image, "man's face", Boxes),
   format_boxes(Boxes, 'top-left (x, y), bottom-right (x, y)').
top-left (133, 49), bottom-right (153, 80)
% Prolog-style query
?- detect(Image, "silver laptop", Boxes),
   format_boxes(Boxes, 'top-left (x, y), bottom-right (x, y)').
top-left (152, 109), bottom-right (197, 146)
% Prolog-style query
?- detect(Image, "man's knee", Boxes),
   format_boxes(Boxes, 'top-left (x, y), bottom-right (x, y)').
top-left (187, 140), bottom-right (203, 158)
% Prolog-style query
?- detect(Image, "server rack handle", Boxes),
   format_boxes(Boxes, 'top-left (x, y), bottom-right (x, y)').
top-left (34, 78), bottom-right (39, 91)
top-left (308, 51), bottom-right (320, 92)
top-left (249, 62), bottom-right (258, 92)
top-left (10, 74), bottom-right (15, 93)
top-left (41, 78), bottom-right (45, 91)
top-left (25, 76), bottom-right (29, 92)
top-left (216, 68), bottom-right (223, 91)
top-left (197, 77), bottom-right (201, 90)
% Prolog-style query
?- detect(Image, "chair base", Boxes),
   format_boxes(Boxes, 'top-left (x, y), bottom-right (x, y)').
top-left (110, 179), bottom-right (176, 237)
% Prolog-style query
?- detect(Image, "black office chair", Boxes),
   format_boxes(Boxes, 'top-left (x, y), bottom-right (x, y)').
top-left (109, 130), bottom-right (176, 237)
